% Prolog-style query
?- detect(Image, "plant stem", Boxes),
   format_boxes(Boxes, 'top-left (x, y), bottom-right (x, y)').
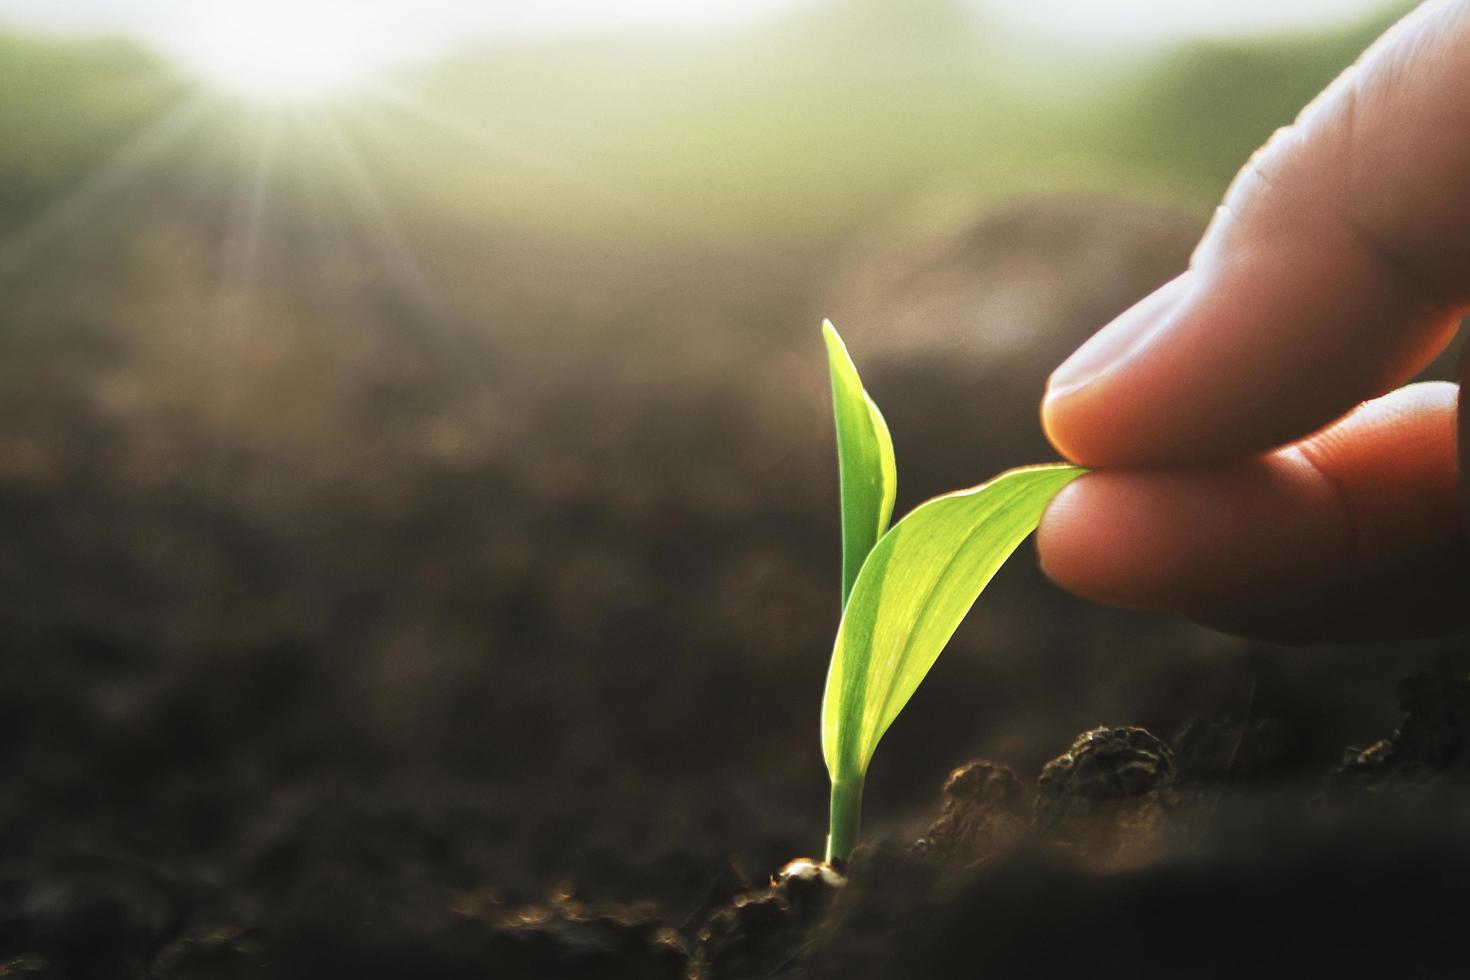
top-left (825, 775), bottom-right (864, 864)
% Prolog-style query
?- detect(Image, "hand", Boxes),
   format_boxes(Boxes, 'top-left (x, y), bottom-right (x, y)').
top-left (1035, 0), bottom-right (1470, 643)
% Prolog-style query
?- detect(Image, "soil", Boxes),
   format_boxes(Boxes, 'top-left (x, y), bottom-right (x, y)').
top-left (6, 664), bottom-right (1470, 979)
top-left (4, 195), bottom-right (1468, 978)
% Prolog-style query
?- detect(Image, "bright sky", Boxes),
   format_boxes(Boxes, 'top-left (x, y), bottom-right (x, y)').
top-left (0, 0), bottom-right (1394, 97)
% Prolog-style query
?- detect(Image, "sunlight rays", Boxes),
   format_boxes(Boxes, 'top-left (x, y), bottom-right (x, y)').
top-left (0, 92), bottom-right (211, 284)
top-left (311, 106), bottom-right (447, 323)
top-left (0, 54), bottom-right (773, 396)
top-left (211, 108), bottom-right (282, 336)
top-left (363, 82), bottom-right (593, 190)
top-left (352, 79), bottom-right (702, 247)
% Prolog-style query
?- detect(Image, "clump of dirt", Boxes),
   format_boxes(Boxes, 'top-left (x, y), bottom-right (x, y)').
top-left (1033, 725), bottom-right (1176, 863)
top-left (911, 761), bottom-right (1028, 867)
top-left (452, 886), bottom-right (691, 980)
top-left (1341, 665), bottom-right (1470, 779)
top-left (696, 858), bottom-right (844, 980)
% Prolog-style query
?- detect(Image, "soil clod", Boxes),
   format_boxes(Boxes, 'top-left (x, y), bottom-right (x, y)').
top-left (1336, 665), bottom-right (1470, 812)
top-left (1341, 666), bottom-right (1470, 776)
top-left (912, 760), bottom-right (1027, 866)
top-left (1035, 725), bottom-right (1175, 861)
top-left (696, 857), bottom-right (843, 980)
top-left (467, 887), bottom-right (691, 980)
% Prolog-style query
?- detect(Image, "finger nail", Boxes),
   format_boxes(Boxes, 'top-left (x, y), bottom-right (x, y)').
top-left (1046, 273), bottom-right (1193, 398)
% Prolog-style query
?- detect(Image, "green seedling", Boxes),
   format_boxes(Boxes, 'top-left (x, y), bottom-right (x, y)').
top-left (819, 320), bottom-right (1084, 864)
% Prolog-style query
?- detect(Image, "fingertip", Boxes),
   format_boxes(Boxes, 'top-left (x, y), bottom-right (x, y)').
top-left (1040, 274), bottom-right (1195, 467)
top-left (1038, 389), bottom-right (1085, 468)
top-left (1040, 382), bottom-right (1127, 468)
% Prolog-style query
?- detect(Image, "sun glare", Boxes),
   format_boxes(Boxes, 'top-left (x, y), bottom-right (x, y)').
top-left (173, 2), bottom-right (379, 102)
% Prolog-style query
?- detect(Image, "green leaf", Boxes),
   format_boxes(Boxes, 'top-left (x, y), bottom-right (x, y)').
top-left (820, 464), bottom-right (1083, 858)
top-left (822, 319), bottom-right (897, 610)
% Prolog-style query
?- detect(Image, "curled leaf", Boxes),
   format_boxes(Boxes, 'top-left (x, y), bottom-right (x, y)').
top-left (822, 320), bottom-right (897, 609)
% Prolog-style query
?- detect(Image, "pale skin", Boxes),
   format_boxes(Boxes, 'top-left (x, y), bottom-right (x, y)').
top-left (1036, 0), bottom-right (1470, 642)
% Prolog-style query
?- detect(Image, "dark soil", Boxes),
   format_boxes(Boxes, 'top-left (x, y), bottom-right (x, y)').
top-left (7, 668), bottom-right (1470, 979)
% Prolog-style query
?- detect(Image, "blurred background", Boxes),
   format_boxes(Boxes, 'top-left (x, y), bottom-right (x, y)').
top-left (1, 0), bottom-right (1464, 959)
